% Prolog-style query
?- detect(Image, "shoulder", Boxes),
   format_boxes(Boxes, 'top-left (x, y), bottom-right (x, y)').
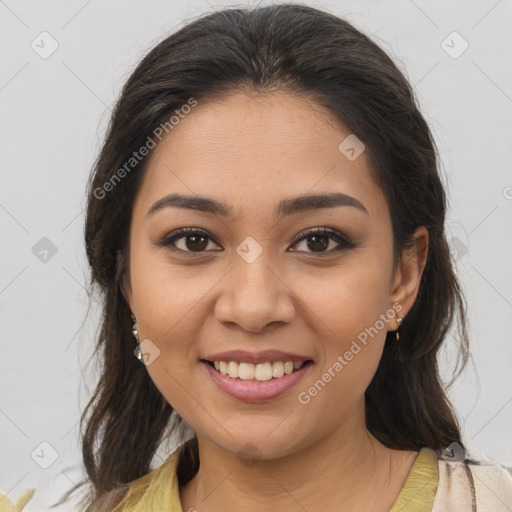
top-left (432, 445), bottom-right (512, 512)
top-left (110, 446), bottom-right (184, 512)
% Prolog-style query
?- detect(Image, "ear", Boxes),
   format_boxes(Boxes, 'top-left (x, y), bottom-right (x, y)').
top-left (389, 226), bottom-right (429, 327)
top-left (117, 250), bottom-right (135, 315)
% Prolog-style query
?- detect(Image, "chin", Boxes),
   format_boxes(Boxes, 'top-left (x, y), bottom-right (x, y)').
top-left (200, 423), bottom-right (310, 462)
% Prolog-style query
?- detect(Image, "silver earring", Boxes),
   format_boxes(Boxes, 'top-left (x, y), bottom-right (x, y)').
top-left (396, 317), bottom-right (402, 341)
top-left (131, 314), bottom-right (142, 360)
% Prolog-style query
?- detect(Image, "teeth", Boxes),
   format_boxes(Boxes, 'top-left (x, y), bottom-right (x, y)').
top-left (227, 361), bottom-right (238, 379)
top-left (210, 360), bottom-right (307, 381)
top-left (272, 361), bottom-right (284, 378)
top-left (255, 363), bottom-right (273, 381)
top-left (239, 362), bottom-right (255, 380)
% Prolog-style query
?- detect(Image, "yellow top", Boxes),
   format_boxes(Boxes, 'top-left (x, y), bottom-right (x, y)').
top-left (0, 489), bottom-right (35, 512)
top-left (0, 446), bottom-right (437, 512)
top-left (390, 447), bottom-right (438, 511)
top-left (111, 445), bottom-right (438, 512)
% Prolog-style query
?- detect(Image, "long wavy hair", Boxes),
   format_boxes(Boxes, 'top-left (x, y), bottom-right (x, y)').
top-left (54, 3), bottom-right (470, 510)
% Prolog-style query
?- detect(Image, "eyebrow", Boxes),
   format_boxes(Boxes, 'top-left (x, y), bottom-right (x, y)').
top-left (146, 192), bottom-right (369, 219)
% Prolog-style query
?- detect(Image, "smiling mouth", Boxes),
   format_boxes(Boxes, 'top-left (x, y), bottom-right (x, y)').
top-left (201, 359), bottom-right (314, 381)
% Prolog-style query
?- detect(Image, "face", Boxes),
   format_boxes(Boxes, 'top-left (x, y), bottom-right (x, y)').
top-left (123, 91), bottom-right (408, 460)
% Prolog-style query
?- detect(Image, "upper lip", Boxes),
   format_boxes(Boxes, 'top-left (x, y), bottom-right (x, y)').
top-left (202, 350), bottom-right (313, 364)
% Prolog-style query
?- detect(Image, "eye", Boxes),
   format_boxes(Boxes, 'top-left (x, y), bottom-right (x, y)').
top-left (156, 226), bottom-right (355, 256)
top-left (156, 228), bottom-right (221, 254)
top-left (289, 227), bottom-right (355, 255)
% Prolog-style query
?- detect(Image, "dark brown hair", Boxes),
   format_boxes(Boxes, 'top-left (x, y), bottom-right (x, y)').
top-left (54, 3), bottom-right (469, 510)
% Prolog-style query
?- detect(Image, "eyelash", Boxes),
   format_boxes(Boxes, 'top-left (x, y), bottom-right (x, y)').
top-left (156, 227), bottom-right (356, 257)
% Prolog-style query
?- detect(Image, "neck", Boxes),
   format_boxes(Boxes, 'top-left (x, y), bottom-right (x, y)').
top-left (179, 403), bottom-right (413, 512)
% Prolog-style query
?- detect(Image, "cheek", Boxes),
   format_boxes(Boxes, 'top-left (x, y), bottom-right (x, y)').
top-left (130, 243), bottom-right (217, 346)
top-left (297, 254), bottom-right (392, 392)
top-left (301, 254), bottom-right (392, 341)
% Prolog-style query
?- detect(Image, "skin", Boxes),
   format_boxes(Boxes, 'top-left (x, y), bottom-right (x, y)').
top-left (122, 90), bottom-right (429, 512)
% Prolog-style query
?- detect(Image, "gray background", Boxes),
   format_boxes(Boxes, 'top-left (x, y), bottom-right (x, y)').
top-left (1, 0), bottom-right (511, 510)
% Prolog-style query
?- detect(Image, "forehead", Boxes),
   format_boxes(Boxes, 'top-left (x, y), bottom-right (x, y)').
top-left (133, 91), bottom-right (388, 221)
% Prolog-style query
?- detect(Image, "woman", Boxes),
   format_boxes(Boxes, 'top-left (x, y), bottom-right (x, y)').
top-left (41, 3), bottom-right (512, 511)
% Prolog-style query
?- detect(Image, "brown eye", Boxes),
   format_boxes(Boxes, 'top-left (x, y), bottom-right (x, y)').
top-left (183, 234), bottom-right (208, 251)
top-left (290, 227), bottom-right (355, 255)
top-left (305, 234), bottom-right (330, 252)
top-left (156, 227), bottom-right (355, 256)
top-left (156, 228), bottom-right (221, 254)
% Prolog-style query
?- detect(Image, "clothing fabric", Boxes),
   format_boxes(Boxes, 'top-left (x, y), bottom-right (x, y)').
top-left (110, 444), bottom-right (512, 511)
top-left (4, 445), bottom-right (511, 511)
top-left (433, 455), bottom-right (512, 511)
top-left (114, 445), bottom-right (438, 512)
top-left (389, 446), bottom-right (438, 511)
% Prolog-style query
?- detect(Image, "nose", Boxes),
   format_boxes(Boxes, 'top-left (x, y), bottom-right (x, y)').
top-left (213, 251), bottom-right (296, 333)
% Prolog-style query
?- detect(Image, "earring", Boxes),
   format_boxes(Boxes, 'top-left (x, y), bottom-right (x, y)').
top-left (131, 314), bottom-right (142, 360)
top-left (396, 317), bottom-right (402, 341)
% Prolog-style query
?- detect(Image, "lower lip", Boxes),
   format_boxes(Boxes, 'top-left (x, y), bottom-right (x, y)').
top-left (202, 361), bottom-right (313, 402)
